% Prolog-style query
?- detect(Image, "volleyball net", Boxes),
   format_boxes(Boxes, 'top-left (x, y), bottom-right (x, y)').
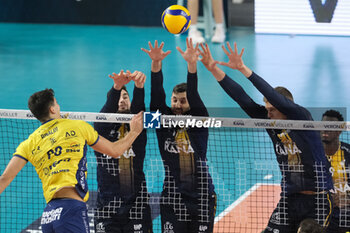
top-left (0, 109), bottom-right (349, 233)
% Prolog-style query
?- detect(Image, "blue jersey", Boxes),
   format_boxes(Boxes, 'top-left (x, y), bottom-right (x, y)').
top-left (94, 87), bottom-right (147, 207)
top-left (151, 70), bottom-right (214, 198)
top-left (219, 72), bottom-right (333, 195)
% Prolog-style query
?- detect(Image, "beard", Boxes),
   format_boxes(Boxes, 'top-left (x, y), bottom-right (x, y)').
top-left (118, 108), bottom-right (130, 113)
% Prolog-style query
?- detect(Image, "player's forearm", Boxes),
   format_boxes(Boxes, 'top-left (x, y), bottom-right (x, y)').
top-left (111, 131), bottom-right (139, 158)
top-left (239, 65), bottom-right (253, 78)
top-left (187, 62), bottom-right (197, 74)
top-left (0, 175), bottom-right (12, 194)
top-left (151, 60), bottom-right (162, 72)
top-left (210, 66), bottom-right (226, 82)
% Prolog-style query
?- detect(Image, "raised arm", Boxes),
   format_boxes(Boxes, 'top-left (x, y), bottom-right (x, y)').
top-left (177, 38), bottom-right (208, 116)
top-left (94, 70), bottom-right (131, 134)
top-left (218, 42), bottom-right (308, 120)
top-left (141, 40), bottom-right (171, 112)
top-left (92, 111), bottom-right (144, 158)
top-left (199, 42), bottom-right (266, 118)
top-left (130, 71), bottom-right (146, 113)
top-left (0, 156), bottom-right (27, 195)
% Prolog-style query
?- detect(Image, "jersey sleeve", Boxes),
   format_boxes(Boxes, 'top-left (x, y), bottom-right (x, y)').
top-left (13, 139), bottom-right (30, 162)
top-left (78, 120), bottom-right (99, 146)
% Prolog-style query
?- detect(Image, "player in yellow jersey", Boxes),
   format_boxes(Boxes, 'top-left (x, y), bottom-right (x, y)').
top-left (0, 88), bottom-right (144, 233)
top-left (321, 110), bottom-right (350, 233)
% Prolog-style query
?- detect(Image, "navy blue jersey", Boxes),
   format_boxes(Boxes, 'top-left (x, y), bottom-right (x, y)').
top-left (150, 70), bottom-right (214, 198)
top-left (219, 72), bottom-right (333, 195)
top-left (94, 87), bottom-right (147, 206)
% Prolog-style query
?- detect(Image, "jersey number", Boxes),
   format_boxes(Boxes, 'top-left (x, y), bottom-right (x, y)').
top-left (47, 146), bottom-right (62, 159)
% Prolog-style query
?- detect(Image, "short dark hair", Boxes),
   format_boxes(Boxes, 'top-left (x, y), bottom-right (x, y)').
top-left (173, 83), bottom-right (187, 94)
top-left (322, 109), bottom-right (344, 121)
top-left (120, 85), bottom-right (128, 94)
top-left (263, 86), bottom-right (293, 102)
top-left (298, 218), bottom-right (325, 233)
top-left (28, 89), bottom-right (55, 122)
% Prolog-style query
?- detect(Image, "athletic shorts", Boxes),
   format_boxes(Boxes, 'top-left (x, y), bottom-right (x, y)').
top-left (160, 193), bottom-right (217, 233)
top-left (94, 204), bottom-right (153, 233)
top-left (41, 198), bottom-right (89, 233)
top-left (326, 206), bottom-right (350, 233)
top-left (263, 192), bottom-right (333, 233)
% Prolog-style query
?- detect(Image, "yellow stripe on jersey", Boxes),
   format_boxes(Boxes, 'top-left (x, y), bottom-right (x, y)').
top-left (13, 119), bottom-right (99, 203)
top-left (327, 146), bottom-right (348, 194)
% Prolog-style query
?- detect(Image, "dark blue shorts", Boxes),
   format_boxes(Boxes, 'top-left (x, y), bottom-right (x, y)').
top-left (94, 204), bottom-right (153, 233)
top-left (326, 206), bottom-right (350, 233)
top-left (263, 192), bottom-right (333, 233)
top-left (41, 198), bottom-right (90, 233)
top-left (160, 193), bottom-right (217, 233)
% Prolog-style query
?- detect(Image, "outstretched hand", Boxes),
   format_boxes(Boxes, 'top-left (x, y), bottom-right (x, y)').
top-left (217, 42), bottom-right (245, 71)
top-left (130, 71), bottom-right (146, 88)
top-left (109, 70), bottom-right (131, 90)
top-left (198, 43), bottom-right (217, 72)
top-left (141, 40), bottom-right (171, 62)
top-left (176, 38), bottom-right (200, 65)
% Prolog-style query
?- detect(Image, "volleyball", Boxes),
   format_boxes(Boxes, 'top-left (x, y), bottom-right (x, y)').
top-left (161, 5), bottom-right (191, 35)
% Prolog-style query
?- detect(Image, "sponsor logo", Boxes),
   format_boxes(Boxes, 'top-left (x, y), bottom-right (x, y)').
top-left (323, 123), bottom-right (346, 129)
top-left (41, 127), bottom-right (58, 139)
top-left (26, 113), bottom-right (34, 118)
top-left (0, 112), bottom-right (17, 117)
top-left (275, 143), bottom-right (302, 156)
top-left (163, 221), bottom-right (174, 233)
top-left (41, 207), bottom-right (63, 225)
top-left (144, 110), bottom-right (161, 129)
top-left (199, 225), bottom-right (208, 232)
top-left (164, 138), bottom-right (194, 154)
top-left (65, 130), bottom-right (77, 138)
top-left (96, 222), bottom-right (105, 233)
top-left (96, 115), bottom-right (107, 120)
top-left (134, 224), bottom-right (142, 230)
top-left (66, 149), bottom-right (80, 153)
top-left (68, 114), bottom-right (86, 120)
top-left (232, 120), bottom-right (245, 126)
top-left (303, 123), bottom-right (314, 128)
top-left (115, 116), bottom-right (132, 121)
top-left (43, 158), bottom-right (71, 175)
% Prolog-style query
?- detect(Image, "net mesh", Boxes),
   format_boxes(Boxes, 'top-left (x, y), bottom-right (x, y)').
top-left (0, 109), bottom-right (350, 233)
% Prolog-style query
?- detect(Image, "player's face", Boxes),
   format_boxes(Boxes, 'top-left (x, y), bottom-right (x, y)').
top-left (265, 102), bottom-right (287, 120)
top-left (171, 92), bottom-right (190, 115)
top-left (321, 116), bottom-right (341, 144)
top-left (118, 89), bottom-right (131, 113)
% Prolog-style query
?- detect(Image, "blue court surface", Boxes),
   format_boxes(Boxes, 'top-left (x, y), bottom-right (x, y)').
top-left (0, 23), bottom-right (349, 233)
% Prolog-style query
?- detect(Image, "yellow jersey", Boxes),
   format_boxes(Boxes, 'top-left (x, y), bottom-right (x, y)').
top-left (13, 118), bottom-right (99, 203)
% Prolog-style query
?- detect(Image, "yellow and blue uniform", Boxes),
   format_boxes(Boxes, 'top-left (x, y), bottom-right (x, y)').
top-left (326, 142), bottom-right (350, 233)
top-left (14, 118), bottom-right (99, 203)
top-left (13, 118), bottom-right (99, 233)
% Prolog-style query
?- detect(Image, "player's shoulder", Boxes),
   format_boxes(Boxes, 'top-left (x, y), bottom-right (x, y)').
top-left (340, 141), bottom-right (350, 153)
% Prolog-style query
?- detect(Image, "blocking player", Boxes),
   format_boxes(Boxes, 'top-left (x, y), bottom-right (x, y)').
top-left (198, 42), bottom-right (333, 232)
top-left (93, 70), bottom-right (153, 233)
top-left (142, 39), bottom-right (216, 233)
top-left (321, 110), bottom-right (350, 233)
top-left (0, 88), bottom-right (143, 233)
